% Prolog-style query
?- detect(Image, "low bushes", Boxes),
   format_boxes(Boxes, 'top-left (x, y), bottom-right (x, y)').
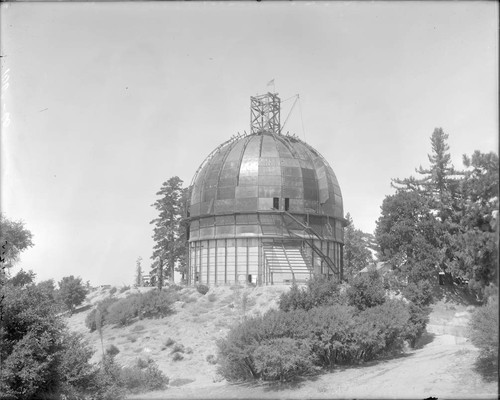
top-left (85, 289), bottom-right (175, 330)
top-left (217, 299), bottom-right (418, 382)
top-left (346, 270), bottom-right (386, 310)
top-left (279, 275), bottom-right (345, 312)
top-left (197, 284), bottom-right (209, 295)
top-left (253, 338), bottom-right (315, 382)
top-left (95, 356), bottom-right (169, 397)
top-left (85, 297), bottom-right (119, 332)
top-left (468, 294), bottom-right (498, 369)
top-left (119, 357), bottom-right (169, 394)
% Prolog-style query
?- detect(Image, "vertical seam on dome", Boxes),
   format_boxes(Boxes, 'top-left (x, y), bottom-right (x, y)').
top-left (300, 141), bottom-right (322, 213)
top-left (258, 132), bottom-right (264, 158)
top-left (235, 135), bottom-right (253, 186)
top-left (213, 138), bottom-right (242, 213)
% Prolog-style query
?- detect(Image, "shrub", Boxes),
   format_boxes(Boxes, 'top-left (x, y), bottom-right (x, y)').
top-left (197, 284), bottom-right (209, 295)
top-left (279, 276), bottom-right (344, 312)
top-left (354, 300), bottom-right (410, 360)
top-left (107, 299), bottom-right (138, 326)
top-left (402, 280), bottom-right (433, 307)
top-left (206, 354), bottom-right (217, 365)
top-left (346, 270), bottom-right (386, 310)
top-left (172, 352), bottom-right (184, 361)
top-left (106, 344), bottom-right (120, 357)
top-left (253, 338), bottom-right (315, 382)
top-left (217, 300), bottom-right (416, 381)
top-left (120, 285), bottom-right (131, 293)
top-left (139, 289), bottom-right (174, 319)
top-left (171, 343), bottom-right (185, 354)
top-left (85, 297), bottom-right (119, 332)
top-left (164, 337), bottom-right (175, 347)
top-left (0, 281), bottom-right (113, 400)
top-left (104, 289), bottom-right (174, 326)
top-left (468, 295), bottom-right (499, 368)
top-left (119, 358), bottom-right (169, 394)
top-left (110, 286), bottom-right (117, 295)
top-left (403, 303), bottom-right (430, 347)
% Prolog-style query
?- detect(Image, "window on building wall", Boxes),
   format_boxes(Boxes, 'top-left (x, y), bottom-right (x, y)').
top-left (285, 198), bottom-right (290, 211)
top-left (273, 197), bottom-right (279, 210)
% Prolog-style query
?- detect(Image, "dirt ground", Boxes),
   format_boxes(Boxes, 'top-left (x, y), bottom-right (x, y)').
top-left (66, 285), bottom-right (498, 399)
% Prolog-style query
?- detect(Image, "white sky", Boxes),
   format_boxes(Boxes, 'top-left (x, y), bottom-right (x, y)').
top-left (1, 2), bottom-right (498, 286)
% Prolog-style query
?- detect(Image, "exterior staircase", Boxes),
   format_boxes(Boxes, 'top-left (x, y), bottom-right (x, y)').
top-left (263, 242), bottom-right (312, 284)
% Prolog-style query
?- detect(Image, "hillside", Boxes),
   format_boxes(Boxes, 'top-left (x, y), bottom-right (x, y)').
top-left (65, 284), bottom-right (498, 399)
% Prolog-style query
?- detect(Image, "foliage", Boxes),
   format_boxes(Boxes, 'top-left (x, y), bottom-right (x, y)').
top-left (171, 343), bottom-right (185, 354)
top-left (379, 128), bottom-right (498, 298)
top-left (150, 176), bottom-right (188, 285)
top-left (99, 289), bottom-right (174, 327)
top-left (8, 269), bottom-right (36, 287)
top-left (343, 213), bottom-right (373, 279)
top-left (58, 275), bottom-right (88, 314)
top-left (451, 151), bottom-right (499, 293)
top-left (196, 284), bottom-right (209, 295)
top-left (106, 344), bottom-right (120, 357)
top-left (85, 297), bottom-right (119, 332)
top-left (109, 286), bottom-right (117, 295)
top-left (120, 285), bottom-right (131, 293)
top-left (172, 352), bottom-right (184, 361)
top-left (468, 293), bottom-right (499, 368)
top-left (217, 299), bottom-right (418, 382)
top-left (0, 280), bottom-right (100, 399)
top-left (346, 269), bottom-right (386, 310)
top-left (119, 357), bottom-right (169, 394)
top-left (253, 338), bottom-right (315, 381)
top-left (0, 214), bottom-right (34, 270)
top-left (279, 275), bottom-right (345, 312)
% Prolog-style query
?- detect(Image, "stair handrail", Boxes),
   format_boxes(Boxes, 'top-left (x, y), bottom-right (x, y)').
top-left (280, 242), bottom-right (296, 282)
top-left (281, 211), bottom-right (339, 277)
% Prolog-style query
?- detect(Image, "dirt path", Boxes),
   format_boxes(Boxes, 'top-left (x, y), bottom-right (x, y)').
top-left (129, 333), bottom-right (497, 399)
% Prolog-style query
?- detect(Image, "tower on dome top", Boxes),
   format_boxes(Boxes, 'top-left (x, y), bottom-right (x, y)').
top-left (250, 92), bottom-right (281, 135)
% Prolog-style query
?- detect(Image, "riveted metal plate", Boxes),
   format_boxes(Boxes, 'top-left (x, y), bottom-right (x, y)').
top-left (258, 175), bottom-right (281, 186)
top-left (258, 186), bottom-right (281, 198)
top-left (235, 186), bottom-right (258, 198)
top-left (214, 199), bottom-right (235, 214)
top-left (235, 197), bottom-right (258, 212)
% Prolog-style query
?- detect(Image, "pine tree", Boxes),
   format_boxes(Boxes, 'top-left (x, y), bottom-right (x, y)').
top-left (343, 213), bottom-right (373, 280)
top-left (150, 176), bottom-right (187, 285)
top-left (393, 128), bottom-right (463, 220)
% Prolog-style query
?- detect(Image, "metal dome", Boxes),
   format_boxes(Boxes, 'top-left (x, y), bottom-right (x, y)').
top-left (190, 132), bottom-right (343, 220)
top-left (186, 92), bottom-right (345, 286)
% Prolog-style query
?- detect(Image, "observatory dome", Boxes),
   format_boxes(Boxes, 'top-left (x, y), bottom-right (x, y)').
top-left (190, 132), bottom-right (343, 220)
top-left (186, 92), bottom-right (345, 287)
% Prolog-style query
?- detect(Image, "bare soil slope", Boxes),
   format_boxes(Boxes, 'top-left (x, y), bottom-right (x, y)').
top-left (66, 285), bottom-right (498, 399)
